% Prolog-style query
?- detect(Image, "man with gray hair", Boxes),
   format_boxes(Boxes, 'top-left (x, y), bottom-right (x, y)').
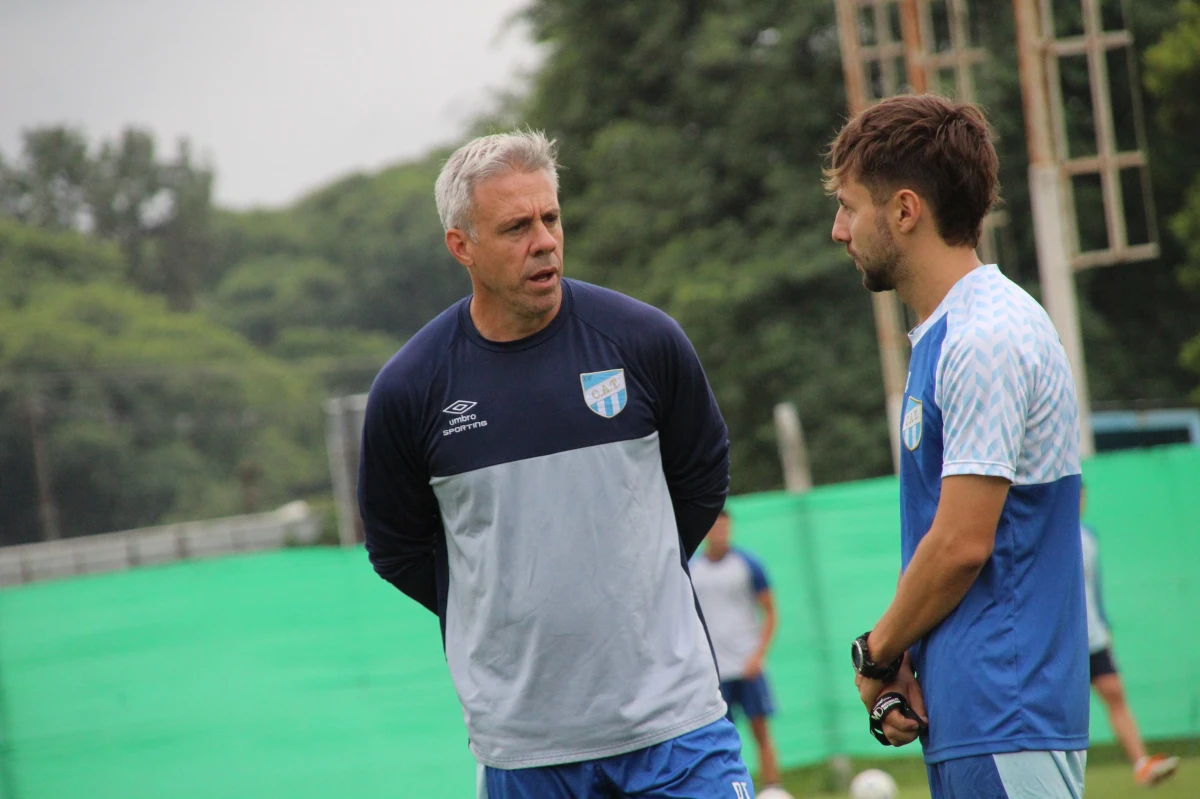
top-left (358, 130), bottom-right (752, 798)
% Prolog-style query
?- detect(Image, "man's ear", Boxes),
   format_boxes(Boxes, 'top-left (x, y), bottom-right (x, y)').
top-left (445, 229), bottom-right (475, 267)
top-left (893, 189), bottom-right (923, 235)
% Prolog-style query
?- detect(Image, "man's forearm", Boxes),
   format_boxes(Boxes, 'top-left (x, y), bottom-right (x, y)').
top-left (868, 531), bottom-right (988, 665)
top-left (365, 531), bottom-right (439, 614)
top-left (674, 497), bottom-right (725, 559)
top-left (755, 608), bottom-right (777, 659)
top-left (387, 562), bottom-right (439, 614)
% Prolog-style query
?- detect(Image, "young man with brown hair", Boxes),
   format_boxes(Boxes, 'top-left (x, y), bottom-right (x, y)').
top-left (827, 94), bottom-right (1089, 798)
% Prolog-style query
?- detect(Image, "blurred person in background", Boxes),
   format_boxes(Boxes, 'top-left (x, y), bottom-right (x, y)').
top-left (1080, 484), bottom-right (1180, 787)
top-left (690, 509), bottom-right (782, 792)
top-left (358, 130), bottom-right (756, 799)
top-left (827, 94), bottom-right (1089, 799)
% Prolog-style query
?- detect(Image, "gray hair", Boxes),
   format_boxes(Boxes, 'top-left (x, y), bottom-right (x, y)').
top-left (434, 130), bottom-right (560, 238)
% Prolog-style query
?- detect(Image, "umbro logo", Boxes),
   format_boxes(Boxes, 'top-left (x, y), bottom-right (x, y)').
top-left (442, 399), bottom-right (487, 437)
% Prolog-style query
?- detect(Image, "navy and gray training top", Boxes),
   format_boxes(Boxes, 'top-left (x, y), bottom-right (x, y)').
top-left (358, 278), bottom-right (731, 769)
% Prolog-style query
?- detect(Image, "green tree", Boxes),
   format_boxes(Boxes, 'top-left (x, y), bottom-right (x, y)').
top-left (0, 222), bottom-right (325, 544)
top-left (290, 157), bottom-right (471, 339)
top-left (0, 127), bottom-right (91, 230)
top-left (212, 255), bottom-right (352, 348)
top-left (520, 0), bottom-right (891, 489)
top-left (1145, 0), bottom-right (1200, 392)
top-left (0, 216), bottom-right (124, 307)
top-left (209, 155), bottom-right (469, 345)
top-left (2, 126), bottom-right (217, 310)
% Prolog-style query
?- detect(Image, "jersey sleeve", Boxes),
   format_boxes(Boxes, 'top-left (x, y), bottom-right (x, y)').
top-left (358, 368), bottom-right (444, 615)
top-left (1087, 527), bottom-right (1112, 629)
top-left (935, 321), bottom-right (1033, 482)
top-left (645, 316), bottom-right (731, 559)
top-left (741, 550), bottom-right (770, 593)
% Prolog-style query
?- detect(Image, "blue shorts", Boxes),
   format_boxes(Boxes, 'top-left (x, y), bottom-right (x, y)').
top-left (479, 717), bottom-right (755, 799)
top-left (719, 675), bottom-right (775, 721)
top-left (927, 751), bottom-right (1086, 799)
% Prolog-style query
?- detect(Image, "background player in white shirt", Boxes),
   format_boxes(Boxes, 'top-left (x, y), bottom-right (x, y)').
top-left (826, 94), bottom-right (1088, 799)
top-left (691, 510), bottom-right (781, 790)
top-left (1080, 484), bottom-right (1180, 787)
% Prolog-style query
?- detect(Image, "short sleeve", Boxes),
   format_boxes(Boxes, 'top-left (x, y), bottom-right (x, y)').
top-left (740, 550), bottom-right (770, 593)
top-left (935, 323), bottom-right (1032, 481)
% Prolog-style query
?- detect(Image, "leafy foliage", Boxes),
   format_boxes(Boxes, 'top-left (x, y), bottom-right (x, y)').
top-left (1145, 0), bottom-right (1200, 393)
top-left (519, 0), bottom-right (893, 489)
top-left (0, 272), bottom-right (325, 543)
top-left (2, 0), bottom-right (1199, 542)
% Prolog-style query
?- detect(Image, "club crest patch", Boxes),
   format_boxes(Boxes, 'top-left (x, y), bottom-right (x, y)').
top-left (902, 396), bottom-right (923, 451)
top-left (580, 369), bottom-right (627, 418)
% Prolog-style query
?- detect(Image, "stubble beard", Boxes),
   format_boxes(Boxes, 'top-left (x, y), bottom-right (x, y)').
top-left (859, 219), bottom-right (904, 293)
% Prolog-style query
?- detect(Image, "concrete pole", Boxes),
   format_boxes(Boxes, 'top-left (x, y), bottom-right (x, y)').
top-left (773, 402), bottom-right (813, 493)
top-left (23, 392), bottom-right (61, 541)
top-left (1013, 0), bottom-right (1096, 457)
top-left (323, 396), bottom-right (362, 547)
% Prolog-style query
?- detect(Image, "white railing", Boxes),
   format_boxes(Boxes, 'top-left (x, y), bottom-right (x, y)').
top-left (0, 501), bottom-right (321, 587)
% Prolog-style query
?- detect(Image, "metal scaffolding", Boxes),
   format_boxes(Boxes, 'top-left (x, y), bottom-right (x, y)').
top-left (1015, 0), bottom-right (1158, 456)
top-left (1040, 0), bottom-right (1159, 270)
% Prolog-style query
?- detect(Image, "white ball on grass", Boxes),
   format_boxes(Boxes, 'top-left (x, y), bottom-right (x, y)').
top-left (848, 768), bottom-right (899, 799)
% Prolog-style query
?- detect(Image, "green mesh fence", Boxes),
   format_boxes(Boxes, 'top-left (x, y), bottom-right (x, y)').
top-left (0, 551), bottom-right (476, 798)
top-left (1, 445), bottom-right (1197, 798)
top-left (724, 443), bottom-right (1200, 766)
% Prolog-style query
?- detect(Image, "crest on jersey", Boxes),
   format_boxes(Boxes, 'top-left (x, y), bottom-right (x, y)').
top-left (581, 369), bottom-right (627, 418)
top-left (902, 396), bottom-right (923, 451)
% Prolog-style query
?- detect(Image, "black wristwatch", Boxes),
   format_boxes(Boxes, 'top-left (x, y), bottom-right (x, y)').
top-left (851, 631), bottom-right (903, 682)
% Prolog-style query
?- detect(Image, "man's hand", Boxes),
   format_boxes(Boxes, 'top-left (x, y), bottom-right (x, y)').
top-left (873, 659), bottom-right (927, 747)
top-left (743, 653), bottom-right (764, 681)
top-left (856, 672), bottom-right (887, 712)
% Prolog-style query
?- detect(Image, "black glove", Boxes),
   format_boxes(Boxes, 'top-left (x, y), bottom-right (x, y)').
top-left (869, 691), bottom-right (928, 746)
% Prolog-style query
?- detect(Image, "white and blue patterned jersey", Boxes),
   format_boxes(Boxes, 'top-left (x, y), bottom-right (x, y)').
top-left (1081, 524), bottom-right (1111, 653)
top-left (690, 547), bottom-right (770, 680)
top-left (899, 265), bottom-right (1088, 764)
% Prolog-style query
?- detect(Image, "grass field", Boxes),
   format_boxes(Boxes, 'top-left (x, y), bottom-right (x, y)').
top-left (774, 746), bottom-right (1197, 798)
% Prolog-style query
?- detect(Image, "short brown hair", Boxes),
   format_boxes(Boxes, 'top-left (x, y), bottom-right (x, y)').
top-left (824, 94), bottom-right (998, 248)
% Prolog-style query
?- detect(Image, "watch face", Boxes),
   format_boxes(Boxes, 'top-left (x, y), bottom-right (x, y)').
top-left (851, 639), bottom-right (864, 671)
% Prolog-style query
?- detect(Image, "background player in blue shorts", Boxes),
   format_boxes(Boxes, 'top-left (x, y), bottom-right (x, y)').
top-left (358, 130), bottom-right (756, 799)
top-left (1080, 485), bottom-right (1180, 787)
top-left (826, 94), bottom-right (1089, 799)
top-left (691, 510), bottom-right (782, 791)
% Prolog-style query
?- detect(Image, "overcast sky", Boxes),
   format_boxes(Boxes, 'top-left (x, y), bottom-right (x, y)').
top-left (0, 0), bottom-right (542, 208)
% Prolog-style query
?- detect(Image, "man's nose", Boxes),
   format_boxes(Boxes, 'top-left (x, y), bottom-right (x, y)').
top-left (531, 220), bottom-right (557, 256)
top-left (832, 209), bottom-right (850, 244)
